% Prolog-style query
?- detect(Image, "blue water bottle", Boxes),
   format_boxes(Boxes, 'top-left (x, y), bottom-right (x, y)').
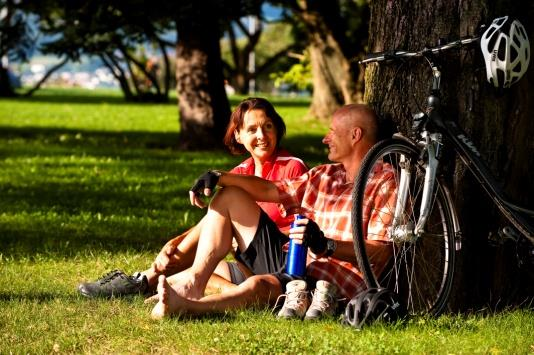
top-left (286, 214), bottom-right (307, 277)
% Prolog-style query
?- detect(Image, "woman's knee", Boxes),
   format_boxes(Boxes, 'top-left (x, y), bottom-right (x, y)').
top-left (243, 275), bottom-right (282, 301)
top-left (210, 186), bottom-right (258, 214)
top-left (211, 186), bottom-right (248, 205)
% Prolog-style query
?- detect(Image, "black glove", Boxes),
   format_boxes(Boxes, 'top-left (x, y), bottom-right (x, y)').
top-left (190, 170), bottom-right (221, 196)
top-left (304, 219), bottom-right (327, 255)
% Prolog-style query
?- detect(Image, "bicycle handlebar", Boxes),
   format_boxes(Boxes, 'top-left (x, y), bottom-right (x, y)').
top-left (359, 37), bottom-right (480, 65)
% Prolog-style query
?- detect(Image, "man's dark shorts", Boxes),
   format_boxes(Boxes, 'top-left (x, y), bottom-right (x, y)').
top-left (231, 210), bottom-right (301, 290)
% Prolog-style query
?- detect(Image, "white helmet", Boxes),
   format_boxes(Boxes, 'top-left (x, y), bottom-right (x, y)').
top-left (480, 16), bottom-right (530, 88)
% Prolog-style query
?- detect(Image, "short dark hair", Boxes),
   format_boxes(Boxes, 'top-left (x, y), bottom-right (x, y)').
top-left (223, 97), bottom-right (286, 155)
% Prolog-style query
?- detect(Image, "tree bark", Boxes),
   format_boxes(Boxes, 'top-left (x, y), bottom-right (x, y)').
top-left (295, 0), bottom-right (360, 119)
top-left (175, 1), bottom-right (231, 150)
top-left (365, 0), bottom-right (534, 310)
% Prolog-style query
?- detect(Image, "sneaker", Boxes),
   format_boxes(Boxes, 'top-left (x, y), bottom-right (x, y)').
top-left (304, 280), bottom-right (338, 320)
top-left (77, 270), bottom-right (148, 298)
top-left (277, 280), bottom-right (310, 319)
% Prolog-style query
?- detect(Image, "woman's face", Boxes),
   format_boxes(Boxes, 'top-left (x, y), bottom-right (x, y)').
top-left (235, 109), bottom-right (278, 163)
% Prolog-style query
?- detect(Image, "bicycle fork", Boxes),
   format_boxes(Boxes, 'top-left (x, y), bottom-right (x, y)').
top-left (415, 131), bottom-right (442, 235)
top-left (391, 132), bottom-right (442, 241)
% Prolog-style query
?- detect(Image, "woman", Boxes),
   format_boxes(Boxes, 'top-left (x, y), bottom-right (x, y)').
top-left (77, 97), bottom-right (307, 298)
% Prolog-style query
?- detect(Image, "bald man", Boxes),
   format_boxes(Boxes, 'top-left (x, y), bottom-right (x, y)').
top-left (149, 104), bottom-right (394, 319)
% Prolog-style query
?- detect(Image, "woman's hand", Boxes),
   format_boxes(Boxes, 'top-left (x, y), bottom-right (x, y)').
top-left (189, 170), bottom-right (222, 208)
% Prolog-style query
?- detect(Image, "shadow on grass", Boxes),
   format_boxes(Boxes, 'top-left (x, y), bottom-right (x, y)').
top-left (0, 125), bottom-right (182, 152)
top-left (0, 125), bottom-right (326, 164)
top-left (0, 125), bottom-right (327, 257)
top-left (6, 91), bottom-right (178, 106)
top-left (0, 291), bottom-right (80, 302)
top-left (5, 91), bottom-right (310, 108)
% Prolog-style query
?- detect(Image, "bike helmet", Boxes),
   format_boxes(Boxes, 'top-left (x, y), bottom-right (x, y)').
top-left (342, 288), bottom-right (406, 329)
top-left (480, 16), bottom-right (530, 88)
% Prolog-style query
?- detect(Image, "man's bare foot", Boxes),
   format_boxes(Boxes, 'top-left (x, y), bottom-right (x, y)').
top-left (151, 275), bottom-right (186, 320)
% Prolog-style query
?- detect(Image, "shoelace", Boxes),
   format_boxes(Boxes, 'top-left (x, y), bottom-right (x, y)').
top-left (285, 290), bottom-right (308, 310)
top-left (309, 290), bottom-right (335, 311)
top-left (98, 270), bottom-right (126, 284)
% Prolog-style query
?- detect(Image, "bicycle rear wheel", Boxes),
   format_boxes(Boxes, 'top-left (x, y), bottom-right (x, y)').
top-left (352, 139), bottom-right (458, 316)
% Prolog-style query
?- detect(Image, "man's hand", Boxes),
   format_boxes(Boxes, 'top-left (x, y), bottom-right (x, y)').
top-left (289, 217), bottom-right (327, 255)
top-left (189, 170), bottom-right (221, 208)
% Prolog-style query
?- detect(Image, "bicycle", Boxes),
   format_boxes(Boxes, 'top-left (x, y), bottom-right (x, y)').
top-left (351, 16), bottom-right (534, 317)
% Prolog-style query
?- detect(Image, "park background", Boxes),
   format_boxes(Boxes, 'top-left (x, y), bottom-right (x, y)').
top-left (1, 0), bottom-right (533, 353)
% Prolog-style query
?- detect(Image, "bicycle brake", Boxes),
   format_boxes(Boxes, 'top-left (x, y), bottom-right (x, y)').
top-left (411, 112), bottom-right (426, 133)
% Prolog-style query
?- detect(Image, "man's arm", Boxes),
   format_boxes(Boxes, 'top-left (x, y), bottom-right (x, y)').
top-left (292, 219), bottom-right (390, 265)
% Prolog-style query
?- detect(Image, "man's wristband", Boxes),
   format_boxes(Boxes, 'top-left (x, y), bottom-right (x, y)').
top-left (324, 238), bottom-right (337, 257)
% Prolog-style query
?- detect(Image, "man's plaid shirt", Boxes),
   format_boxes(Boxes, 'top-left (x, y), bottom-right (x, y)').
top-left (275, 162), bottom-right (396, 298)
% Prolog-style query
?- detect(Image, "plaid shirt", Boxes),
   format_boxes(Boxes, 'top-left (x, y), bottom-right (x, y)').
top-left (275, 163), bottom-right (396, 298)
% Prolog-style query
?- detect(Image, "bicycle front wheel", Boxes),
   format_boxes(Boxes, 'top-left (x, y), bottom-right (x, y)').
top-left (352, 139), bottom-right (458, 316)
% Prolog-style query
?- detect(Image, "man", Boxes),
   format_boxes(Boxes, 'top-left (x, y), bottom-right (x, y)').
top-left (149, 104), bottom-right (395, 320)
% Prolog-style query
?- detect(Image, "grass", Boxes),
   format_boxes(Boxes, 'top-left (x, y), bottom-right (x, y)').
top-left (1, 88), bottom-right (533, 354)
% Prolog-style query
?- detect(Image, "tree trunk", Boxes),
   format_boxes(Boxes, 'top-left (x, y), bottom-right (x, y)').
top-left (155, 36), bottom-right (172, 98)
top-left (365, 0), bottom-right (534, 310)
top-left (23, 57), bottom-right (68, 97)
top-left (296, 0), bottom-right (360, 119)
top-left (0, 66), bottom-right (16, 97)
top-left (100, 53), bottom-right (134, 101)
top-left (175, 1), bottom-right (231, 150)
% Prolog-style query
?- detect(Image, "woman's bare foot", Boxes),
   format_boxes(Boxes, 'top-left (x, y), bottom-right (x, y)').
top-left (163, 270), bottom-right (203, 300)
top-left (151, 275), bottom-right (187, 320)
top-left (144, 294), bottom-right (158, 304)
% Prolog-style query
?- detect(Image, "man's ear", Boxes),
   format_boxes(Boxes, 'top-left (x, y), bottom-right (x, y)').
top-left (351, 127), bottom-right (363, 144)
top-left (234, 130), bottom-right (241, 143)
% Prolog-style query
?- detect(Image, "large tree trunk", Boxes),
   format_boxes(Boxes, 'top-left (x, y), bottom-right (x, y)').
top-left (365, 0), bottom-right (534, 311)
top-left (296, 0), bottom-right (360, 119)
top-left (175, 2), bottom-right (231, 150)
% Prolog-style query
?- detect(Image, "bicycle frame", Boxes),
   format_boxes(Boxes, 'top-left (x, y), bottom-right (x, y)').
top-left (364, 37), bottom-right (534, 245)
top-left (431, 110), bottom-right (534, 243)
top-left (408, 61), bottom-right (534, 244)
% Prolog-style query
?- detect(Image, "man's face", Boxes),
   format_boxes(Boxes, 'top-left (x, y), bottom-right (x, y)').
top-left (322, 114), bottom-right (352, 163)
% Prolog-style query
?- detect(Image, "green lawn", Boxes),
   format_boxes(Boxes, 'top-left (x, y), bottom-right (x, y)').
top-left (1, 88), bottom-right (533, 354)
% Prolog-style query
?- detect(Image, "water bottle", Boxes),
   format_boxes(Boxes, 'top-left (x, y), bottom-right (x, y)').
top-left (286, 214), bottom-right (307, 277)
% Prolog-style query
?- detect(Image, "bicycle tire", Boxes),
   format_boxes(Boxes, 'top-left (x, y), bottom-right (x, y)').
top-left (352, 138), bottom-right (458, 316)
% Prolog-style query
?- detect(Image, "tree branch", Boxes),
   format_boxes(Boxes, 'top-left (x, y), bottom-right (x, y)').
top-left (22, 57), bottom-right (68, 97)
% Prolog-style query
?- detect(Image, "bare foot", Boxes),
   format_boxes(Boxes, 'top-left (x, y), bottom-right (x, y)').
top-left (144, 294), bottom-right (158, 304)
top-left (151, 275), bottom-right (186, 320)
top-left (164, 270), bottom-right (203, 300)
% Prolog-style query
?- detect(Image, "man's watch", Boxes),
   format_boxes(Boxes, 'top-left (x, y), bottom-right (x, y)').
top-left (324, 238), bottom-right (337, 257)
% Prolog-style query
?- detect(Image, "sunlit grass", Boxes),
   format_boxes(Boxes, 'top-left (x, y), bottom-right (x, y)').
top-left (1, 88), bottom-right (533, 353)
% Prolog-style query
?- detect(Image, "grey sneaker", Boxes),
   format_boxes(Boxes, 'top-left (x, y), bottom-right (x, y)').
top-left (277, 280), bottom-right (310, 319)
top-left (304, 280), bottom-right (338, 320)
top-left (77, 270), bottom-right (148, 298)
